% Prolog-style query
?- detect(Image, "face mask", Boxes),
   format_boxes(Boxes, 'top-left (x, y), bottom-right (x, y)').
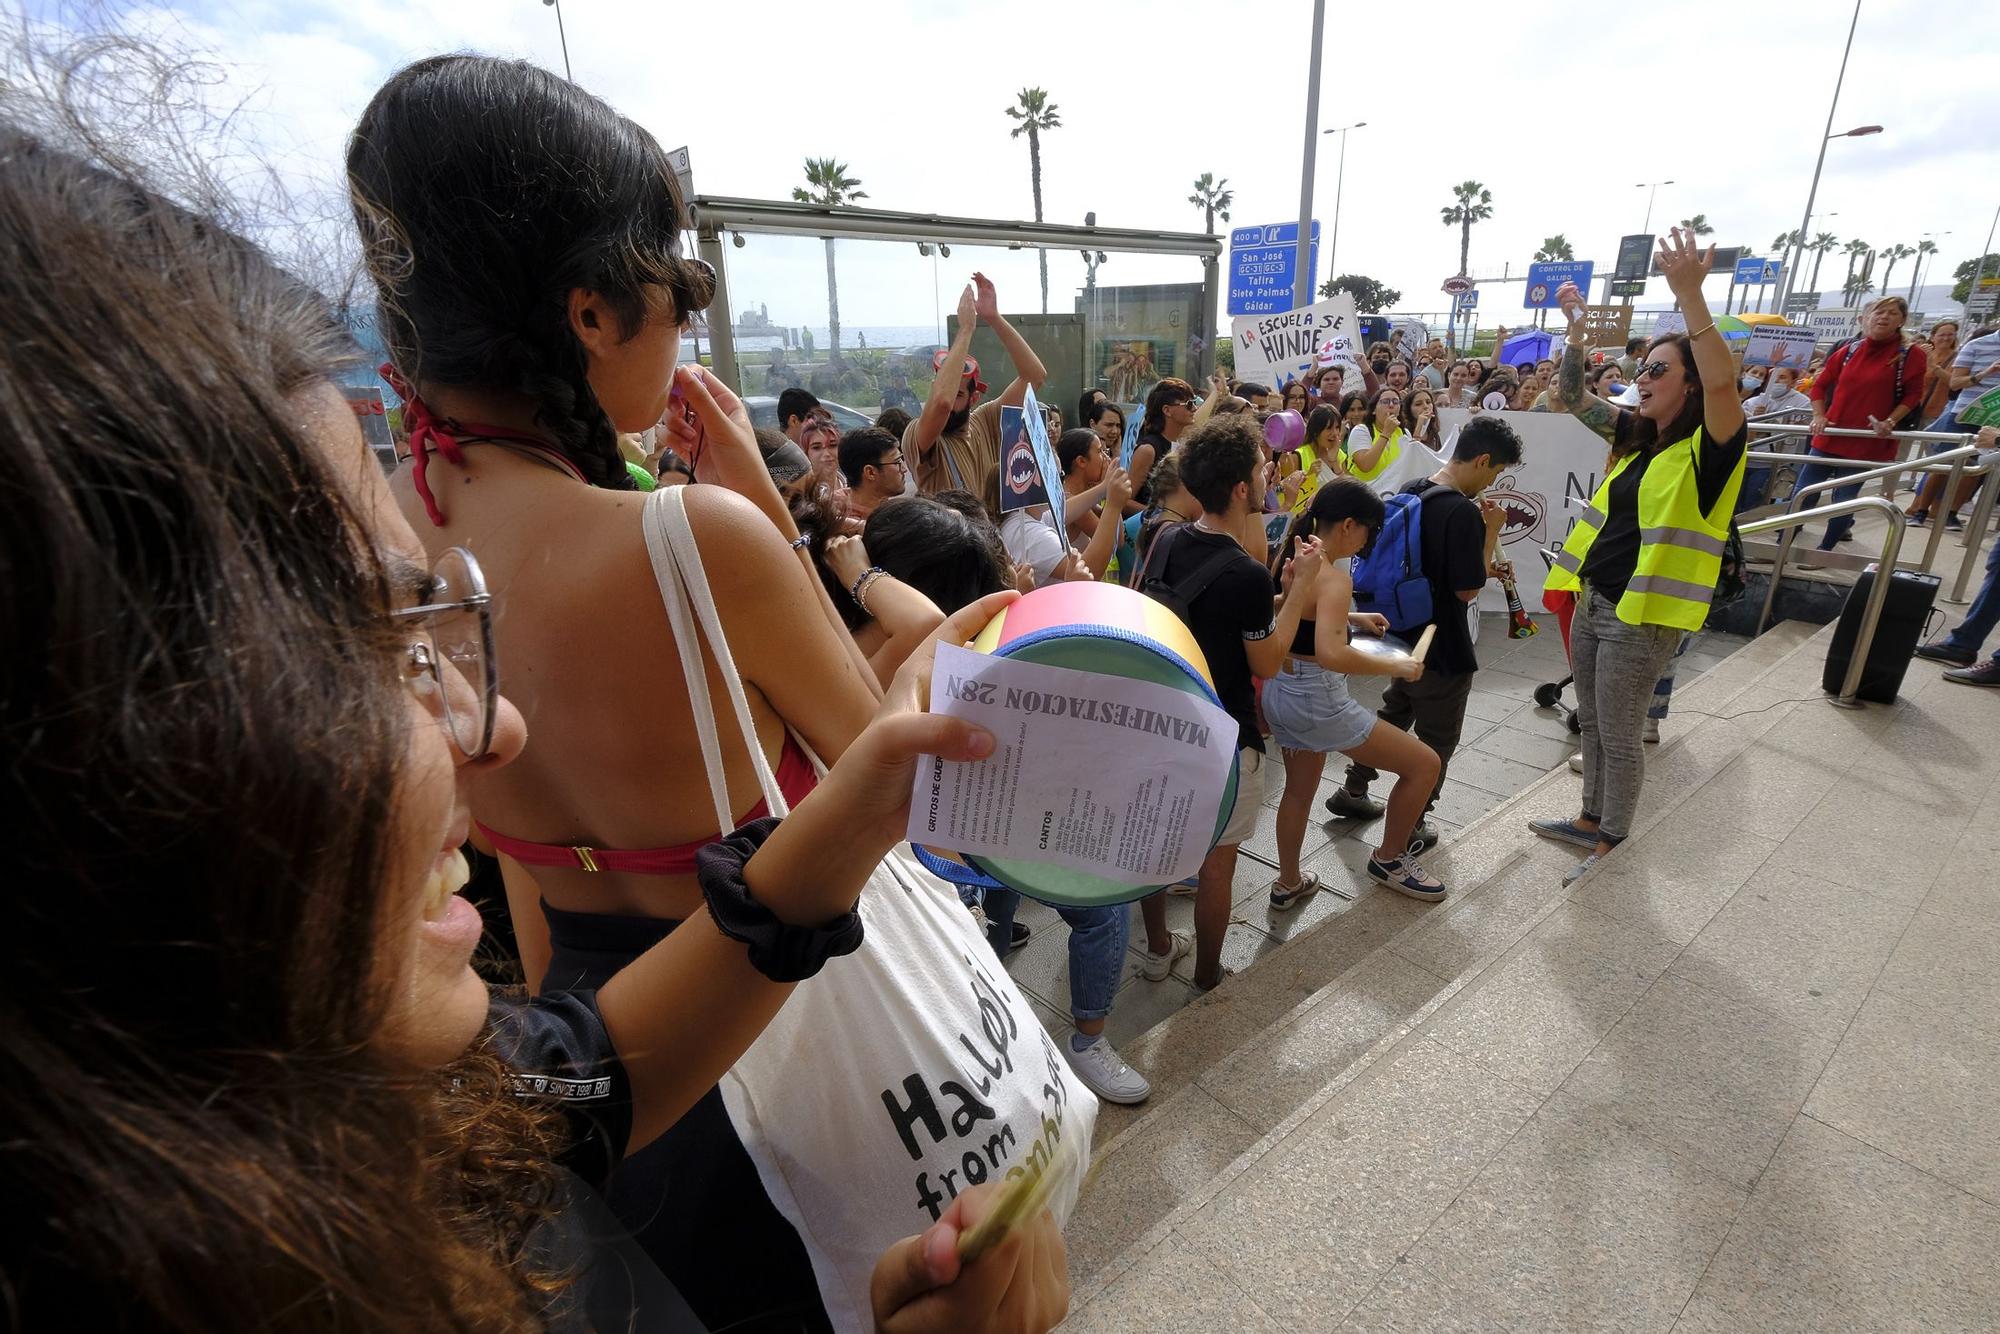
top-left (1741, 375), bottom-right (1763, 392)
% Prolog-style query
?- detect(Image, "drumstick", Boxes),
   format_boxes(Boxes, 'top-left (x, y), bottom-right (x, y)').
top-left (1411, 625), bottom-right (1437, 662)
top-left (955, 1132), bottom-right (1079, 1264)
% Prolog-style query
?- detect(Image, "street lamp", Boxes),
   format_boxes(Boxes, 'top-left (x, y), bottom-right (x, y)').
top-left (1636, 180), bottom-right (1674, 234)
top-left (542, 0), bottom-right (572, 81)
top-left (1293, 0), bottom-right (1327, 301)
top-left (1320, 121), bottom-right (1365, 278)
top-left (1779, 0), bottom-right (1876, 308)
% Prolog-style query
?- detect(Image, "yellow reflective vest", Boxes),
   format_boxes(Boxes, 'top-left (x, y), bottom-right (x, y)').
top-left (1545, 427), bottom-right (1745, 632)
top-left (1347, 427), bottom-right (1403, 485)
top-left (1288, 442), bottom-right (1326, 516)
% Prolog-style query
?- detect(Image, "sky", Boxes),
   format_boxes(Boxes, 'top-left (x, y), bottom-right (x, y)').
top-left (24, 0), bottom-right (2000, 336)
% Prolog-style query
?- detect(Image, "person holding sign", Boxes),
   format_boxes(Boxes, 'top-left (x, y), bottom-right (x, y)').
top-left (1264, 480), bottom-right (1450, 909)
top-left (1540, 233), bottom-right (1747, 886)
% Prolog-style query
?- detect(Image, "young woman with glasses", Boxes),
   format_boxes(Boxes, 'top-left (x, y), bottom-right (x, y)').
top-left (1535, 229), bottom-right (1747, 886)
top-left (1344, 387), bottom-right (1408, 484)
top-left (0, 113), bottom-right (1061, 1331)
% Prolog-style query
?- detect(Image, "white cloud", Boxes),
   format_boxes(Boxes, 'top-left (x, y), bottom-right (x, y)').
top-left (32, 0), bottom-right (2000, 331)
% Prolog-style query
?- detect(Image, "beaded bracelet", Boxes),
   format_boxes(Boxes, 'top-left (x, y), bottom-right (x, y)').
top-left (850, 565), bottom-right (888, 617)
top-left (694, 816), bottom-right (864, 982)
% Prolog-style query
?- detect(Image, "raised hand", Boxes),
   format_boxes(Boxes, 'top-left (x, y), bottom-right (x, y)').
top-left (1655, 226), bottom-right (1715, 296)
top-left (1555, 281), bottom-right (1587, 326)
top-left (824, 533), bottom-right (870, 588)
top-left (956, 284), bottom-right (978, 331)
top-left (972, 272), bottom-right (1000, 323)
top-left (1104, 464), bottom-right (1134, 511)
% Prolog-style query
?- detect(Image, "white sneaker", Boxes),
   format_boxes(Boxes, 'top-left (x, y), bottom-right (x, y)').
top-left (1139, 929), bottom-right (1192, 981)
top-left (1643, 717), bottom-right (1661, 744)
top-left (1063, 1034), bottom-right (1152, 1104)
top-left (1567, 752), bottom-right (1584, 774)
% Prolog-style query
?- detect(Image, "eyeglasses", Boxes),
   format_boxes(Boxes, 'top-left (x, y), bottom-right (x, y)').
top-left (1636, 360), bottom-right (1673, 382)
top-left (391, 546), bottom-right (497, 760)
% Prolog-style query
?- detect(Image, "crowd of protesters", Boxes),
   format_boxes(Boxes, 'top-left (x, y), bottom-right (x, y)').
top-left (7, 21), bottom-right (1998, 1331)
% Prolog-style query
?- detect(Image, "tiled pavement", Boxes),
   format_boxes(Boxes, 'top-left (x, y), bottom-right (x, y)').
top-left (1055, 537), bottom-right (2000, 1332)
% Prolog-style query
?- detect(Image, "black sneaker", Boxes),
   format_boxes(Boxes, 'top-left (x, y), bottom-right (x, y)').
top-left (1915, 640), bottom-right (1977, 667)
top-left (1324, 786), bottom-right (1386, 820)
top-left (1008, 921), bottom-right (1032, 952)
top-left (1943, 658), bottom-right (2000, 688)
top-left (1946, 513), bottom-right (1965, 532)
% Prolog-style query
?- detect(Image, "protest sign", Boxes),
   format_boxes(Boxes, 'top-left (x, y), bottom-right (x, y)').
top-left (912, 643), bottom-right (1237, 888)
top-left (1118, 407), bottom-right (1143, 470)
top-left (1803, 307), bottom-right (1860, 344)
top-left (1574, 304), bottom-right (1633, 347)
top-left (1651, 311), bottom-right (1687, 337)
top-left (1959, 384), bottom-right (2000, 429)
top-left (999, 387), bottom-right (1066, 543)
top-left (1231, 292), bottom-right (1360, 389)
top-left (1744, 326), bottom-right (1817, 369)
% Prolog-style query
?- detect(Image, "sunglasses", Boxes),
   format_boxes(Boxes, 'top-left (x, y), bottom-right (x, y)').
top-left (1636, 360), bottom-right (1674, 381)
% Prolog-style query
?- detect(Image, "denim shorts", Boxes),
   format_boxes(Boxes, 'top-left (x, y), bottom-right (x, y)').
top-left (1261, 659), bottom-right (1377, 755)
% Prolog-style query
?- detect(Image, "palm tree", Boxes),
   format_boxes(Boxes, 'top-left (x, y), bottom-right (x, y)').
top-left (1440, 180), bottom-right (1493, 279)
top-left (1878, 243), bottom-right (1916, 297)
top-left (1188, 172), bottom-right (1232, 234)
top-left (1910, 239), bottom-right (1938, 302)
top-left (1772, 229), bottom-right (1802, 255)
top-left (1532, 234), bottom-right (1574, 326)
top-left (1678, 214), bottom-right (1714, 238)
top-left (1808, 232), bottom-right (1840, 293)
top-left (791, 158), bottom-right (867, 365)
top-left (1005, 88), bottom-right (1061, 314)
top-left (1842, 238), bottom-right (1871, 288)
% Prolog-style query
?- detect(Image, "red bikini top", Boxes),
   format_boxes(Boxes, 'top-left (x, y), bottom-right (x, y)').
top-left (380, 364), bottom-right (584, 527)
top-left (475, 736), bottom-right (819, 875)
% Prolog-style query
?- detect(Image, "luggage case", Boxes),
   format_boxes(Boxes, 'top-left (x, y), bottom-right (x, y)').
top-left (1821, 567), bottom-right (1939, 704)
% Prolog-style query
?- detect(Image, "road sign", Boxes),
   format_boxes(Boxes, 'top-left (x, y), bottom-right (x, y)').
top-left (1762, 259), bottom-right (1783, 284)
top-left (1457, 287), bottom-right (1480, 310)
top-left (1783, 291), bottom-right (1821, 314)
top-left (1442, 275), bottom-right (1473, 295)
top-left (666, 145), bottom-right (694, 225)
top-left (1609, 278), bottom-right (1646, 298)
top-left (1576, 304), bottom-right (1633, 347)
top-left (1615, 233), bottom-right (1654, 280)
top-left (1524, 260), bottom-right (1595, 308)
top-left (1733, 256), bottom-right (1766, 286)
top-left (1967, 290), bottom-right (1999, 317)
top-left (1227, 221), bottom-right (1320, 316)
top-left (1803, 307), bottom-right (1861, 343)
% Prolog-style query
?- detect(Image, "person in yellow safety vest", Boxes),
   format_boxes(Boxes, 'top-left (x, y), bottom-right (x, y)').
top-left (1532, 227), bottom-right (1747, 888)
top-left (1344, 388), bottom-right (1407, 484)
top-left (1285, 404), bottom-right (1350, 516)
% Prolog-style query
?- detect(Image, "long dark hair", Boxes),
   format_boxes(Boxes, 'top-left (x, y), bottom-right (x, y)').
top-left (347, 56), bottom-right (714, 490)
top-left (1632, 332), bottom-right (1705, 448)
top-left (1274, 477), bottom-right (1386, 576)
top-left (1140, 376), bottom-right (1194, 436)
top-left (0, 127), bottom-right (560, 1329)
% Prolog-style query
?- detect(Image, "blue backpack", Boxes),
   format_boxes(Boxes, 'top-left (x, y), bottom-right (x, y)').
top-left (1350, 483), bottom-right (1452, 633)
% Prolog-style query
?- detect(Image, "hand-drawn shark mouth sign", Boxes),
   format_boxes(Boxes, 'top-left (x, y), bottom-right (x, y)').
top-left (1485, 473), bottom-right (1546, 548)
top-left (1005, 433), bottom-right (1040, 498)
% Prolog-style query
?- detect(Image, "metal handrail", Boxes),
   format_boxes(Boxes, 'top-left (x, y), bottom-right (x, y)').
top-left (1740, 497), bottom-right (1907, 705)
top-left (1758, 445), bottom-right (1989, 599)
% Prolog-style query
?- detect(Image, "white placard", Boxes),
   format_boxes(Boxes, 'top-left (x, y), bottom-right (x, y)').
top-left (1231, 292), bottom-right (1360, 389)
top-left (911, 643), bottom-right (1237, 887)
top-left (1803, 307), bottom-right (1861, 344)
top-left (1744, 326), bottom-right (1817, 369)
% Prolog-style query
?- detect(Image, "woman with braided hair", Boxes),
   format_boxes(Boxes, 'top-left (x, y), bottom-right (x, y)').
top-left (348, 55), bottom-right (1093, 1332)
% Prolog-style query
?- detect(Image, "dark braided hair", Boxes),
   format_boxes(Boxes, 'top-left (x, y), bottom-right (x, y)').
top-left (346, 56), bottom-right (714, 490)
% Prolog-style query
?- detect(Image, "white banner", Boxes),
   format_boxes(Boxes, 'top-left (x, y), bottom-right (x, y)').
top-left (1803, 307), bottom-right (1861, 344)
top-left (1230, 292), bottom-right (1359, 389)
top-left (1437, 408), bottom-right (1620, 610)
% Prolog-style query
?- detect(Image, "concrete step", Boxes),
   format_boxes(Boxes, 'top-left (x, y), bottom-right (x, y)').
top-left (1059, 617), bottom-right (1833, 1305)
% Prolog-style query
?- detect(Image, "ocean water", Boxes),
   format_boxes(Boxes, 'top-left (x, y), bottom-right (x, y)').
top-left (718, 325), bottom-right (946, 355)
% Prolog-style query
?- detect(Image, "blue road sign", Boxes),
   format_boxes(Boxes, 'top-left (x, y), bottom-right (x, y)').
top-left (1228, 220), bottom-right (1321, 316)
top-left (1762, 259), bottom-right (1783, 284)
top-left (1734, 256), bottom-right (1766, 285)
top-left (1457, 286), bottom-right (1480, 310)
top-left (1524, 260), bottom-right (1595, 309)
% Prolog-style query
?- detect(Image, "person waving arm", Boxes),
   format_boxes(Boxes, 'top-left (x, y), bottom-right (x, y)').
top-left (1552, 281), bottom-right (1627, 448)
top-left (1654, 226), bottom-right (1746, 446)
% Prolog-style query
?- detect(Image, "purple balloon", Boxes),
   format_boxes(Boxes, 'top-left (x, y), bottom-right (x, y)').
top-left (1264, 409), bottom-right (1305, 451)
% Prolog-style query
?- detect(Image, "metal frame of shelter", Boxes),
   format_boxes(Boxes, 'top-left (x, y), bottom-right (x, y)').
top-left (689, 196), bottom-right (1224, 393)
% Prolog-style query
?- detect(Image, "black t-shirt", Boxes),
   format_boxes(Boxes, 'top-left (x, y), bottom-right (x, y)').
top-left (488, 990), bottom-right (634, 1192)
top-left (1397, 479), bottom-right (1488, 677)
top-left (1134, 429), bottom-right (1172, 502)
top-left (1159, 524), bottom-right (1275, 752)
top-left (1580, 421), bottom-right (1748, 602)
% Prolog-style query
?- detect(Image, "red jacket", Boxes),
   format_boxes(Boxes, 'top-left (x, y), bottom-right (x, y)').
top-left (1810, 335), bottom-right (1928, 461)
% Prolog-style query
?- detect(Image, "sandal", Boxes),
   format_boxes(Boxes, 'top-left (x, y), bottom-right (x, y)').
top-left (1268, 871), bottom-right (1322, 912)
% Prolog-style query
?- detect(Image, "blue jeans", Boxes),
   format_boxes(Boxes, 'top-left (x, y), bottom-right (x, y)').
top-left (1944, 532), bottom-right (2000, 663)
top-left (976, 889), bottom-right (1129, 1022)
top-left (1791, 448), bottom-right (1867, 548)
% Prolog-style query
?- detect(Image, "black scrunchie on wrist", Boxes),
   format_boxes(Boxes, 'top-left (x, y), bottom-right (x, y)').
top-left (694, 816), bottom-right (864, 982)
